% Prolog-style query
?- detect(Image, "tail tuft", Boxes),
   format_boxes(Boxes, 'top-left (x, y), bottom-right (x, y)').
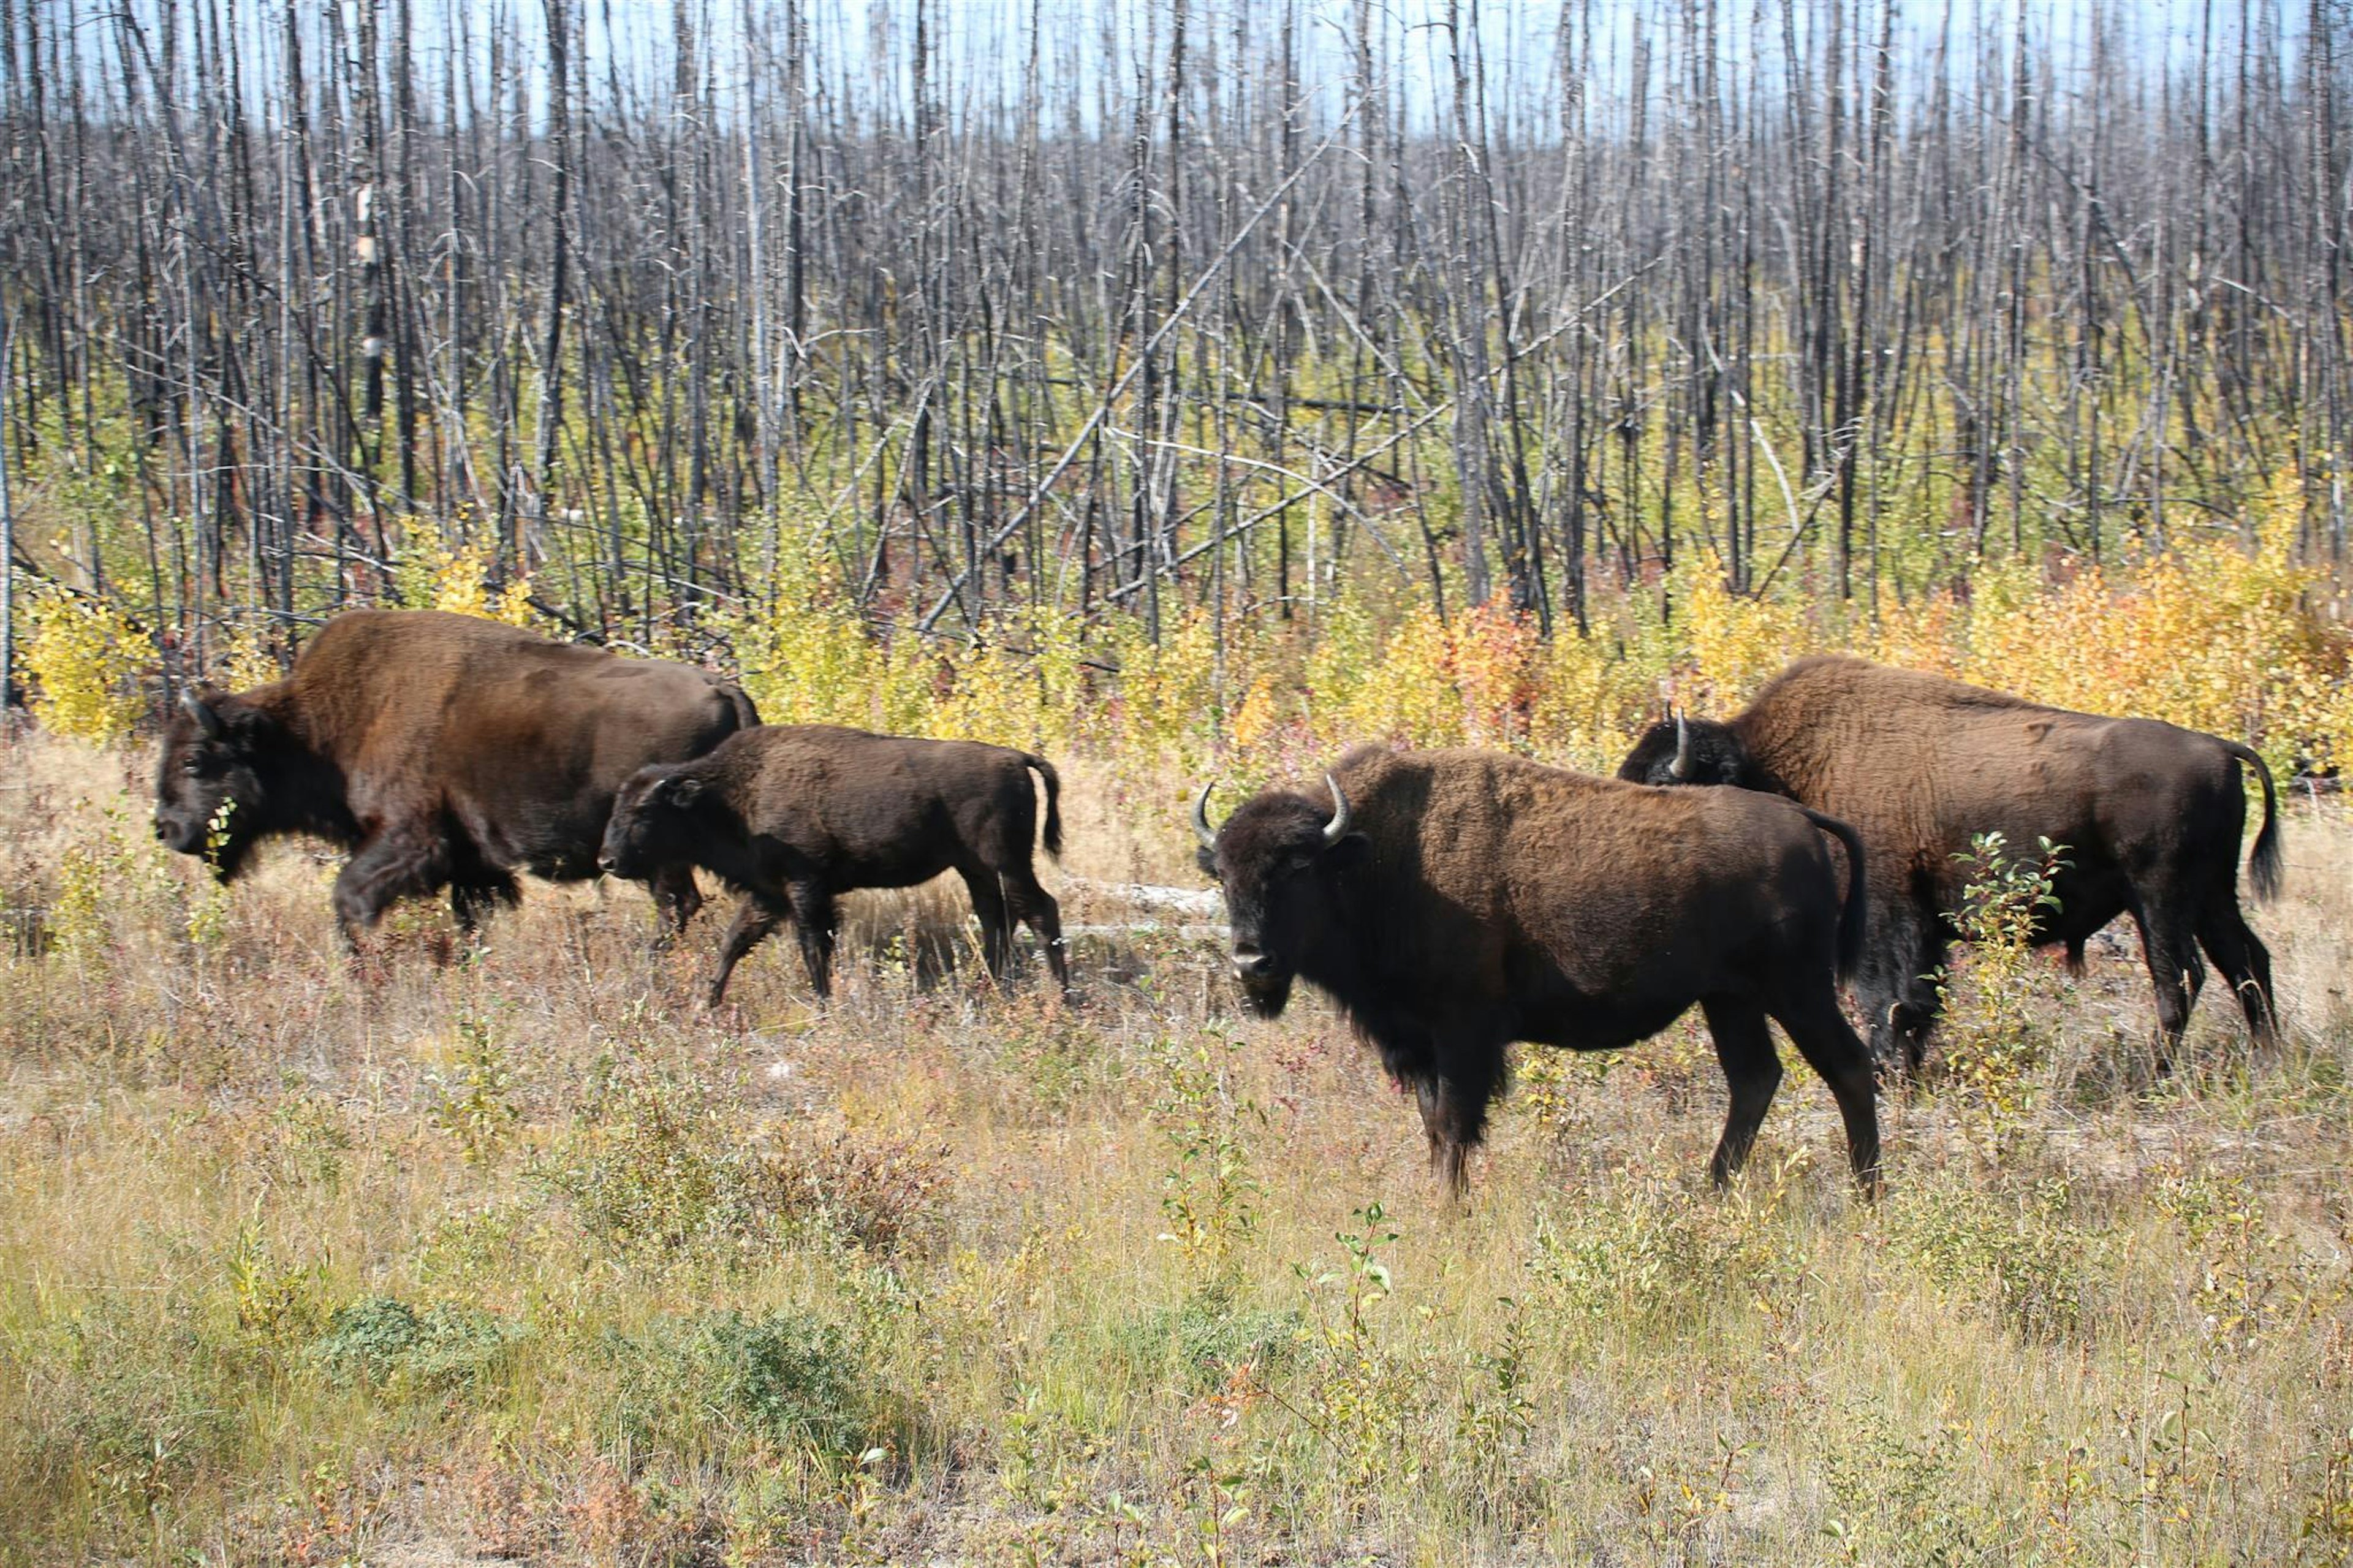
top-left (2228, 742), bottom-right (2284, 904)
top-left (1026, 754), bottom-right (1064, 860)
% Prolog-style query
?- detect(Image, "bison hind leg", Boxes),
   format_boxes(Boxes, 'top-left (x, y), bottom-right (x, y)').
top-left (2197, 895), bottom-right (2278, 1047)
top-left (1697, 998), bottom-right (1784, 1189)
top-left (1767, 988), bottom-right (1883, 1198)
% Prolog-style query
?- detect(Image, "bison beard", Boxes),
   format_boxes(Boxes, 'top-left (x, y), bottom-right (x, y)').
top-left (1617, 655), bottom-right (2283, 1072)
top-left (599, 724), bottom-right (1070, 1006)
top-left (152, 609), bottom-right (757, 949)
top-left (1195, 746), bottom-right (1883, 1198)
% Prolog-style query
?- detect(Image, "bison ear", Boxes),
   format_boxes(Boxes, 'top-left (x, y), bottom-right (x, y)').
top-left (660, 775), bottom-right (706, 807)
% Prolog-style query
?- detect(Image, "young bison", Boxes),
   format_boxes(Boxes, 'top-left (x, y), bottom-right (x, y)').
top-left (601, 725), bottom-right (1070, 1005)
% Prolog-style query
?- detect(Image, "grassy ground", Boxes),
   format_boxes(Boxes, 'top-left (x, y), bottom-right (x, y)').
top-left (2, 728), bottom-right (2351, 1565)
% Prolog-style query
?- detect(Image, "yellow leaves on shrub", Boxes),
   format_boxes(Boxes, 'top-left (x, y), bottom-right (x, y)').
top-left (1330, 602), bottom-right (1542, 752)
top-left (23, 583), bottom-right (148, 743)
top-left (423, 543), bottom-right (538, 629)
top-left (1671, 551), bottom-right (1814, 710)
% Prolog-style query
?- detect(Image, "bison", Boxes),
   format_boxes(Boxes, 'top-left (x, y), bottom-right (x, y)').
top-left (153, 609), bottom-right (757, 946)
top-left (1192, 746), bottom-right (1882, 1197)
top-left (1616, 655), bottom-right (2283, 1072)
top-left (597, 724), bottom-right (1071, 1006)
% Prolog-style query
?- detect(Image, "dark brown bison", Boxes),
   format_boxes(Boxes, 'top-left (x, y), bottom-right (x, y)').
top-left (1192, 746), bottom-right (1882, 1197)
top-left (153, 608), bottom-right (757, 945)
top-left (1616, 656), bottom-right (2283, 1072)
top-left (597, 724), bottom-right (1070, 1006)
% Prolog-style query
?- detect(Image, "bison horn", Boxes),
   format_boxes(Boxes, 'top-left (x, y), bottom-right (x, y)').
top-left (1191, 781), bottom-right (1220, 850)
top-left (181, 690), bottom-right (224, 741)
top-left (1322, 773), bottom-right (1352, 846)
top-left (1669, 709), bottom-right (1692, 781)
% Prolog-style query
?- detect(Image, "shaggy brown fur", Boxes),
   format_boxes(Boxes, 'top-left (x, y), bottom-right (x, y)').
top-left (1618, 655), bottom-right (2282, 1071)
top-left (153, 609), bottom-right (757, 946)
top-left (599, 724), bottom-right (1069, 1005)
top-left (1196, 745), bottom-right (1881, 1197)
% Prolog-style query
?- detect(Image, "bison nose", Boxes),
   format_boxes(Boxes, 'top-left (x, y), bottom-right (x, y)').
top-left (1232, 947), bottom-right (1275, 982)
top-left (596, 855), bottom-right (617, 874)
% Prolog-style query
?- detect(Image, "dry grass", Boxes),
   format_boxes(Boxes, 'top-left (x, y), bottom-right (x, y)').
top-left (2, 727), bottom-right (2352, 1565)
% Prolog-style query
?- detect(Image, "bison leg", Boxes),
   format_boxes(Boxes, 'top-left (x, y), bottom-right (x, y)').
top-left (2197, 896), bottom-right (2278, 1047)
top-left (2129, 902), bottom-right (2206, 1069)
top-left (1857, 903), bottom-right (1946, 1080)
top-left (332, 828), bottom-right (454, 953)
top-left (784, 882), bottom-right (838, 999)
top-left (1411, 1052), bottom-right (1502, 1200)
top-left (648, 865), bottom-right (704, 947)
top-left (705, 892), bottom-right (789, 1007)
top-left (449, 874), bottom-right (521, 936)
top-left (1697, 998), bottom-right (1784, 1188)
top-left (957, 869), bottom-right (1015, 985)
top-left (1770, 988), bottom-right (1884, 1197)
top-left (996, 866), bottom-right (1072, 994)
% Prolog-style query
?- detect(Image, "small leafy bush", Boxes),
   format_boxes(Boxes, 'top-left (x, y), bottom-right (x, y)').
top-left (310, 1295), bottom-right (526, 1393)
top-left (1880, 1178), bottom-right (2097, 1341)
top-left (604, 1309), bottom-right (877, 1459)
top-left (22, 583), bottom-right (148, 743)
top-left (531, 1062), bottom-right (946, 1263)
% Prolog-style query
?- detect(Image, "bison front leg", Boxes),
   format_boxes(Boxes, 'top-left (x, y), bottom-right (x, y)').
top-left (784, 882), bottom-right (839, 999)
top-left (1856, 901), bottom-right (1945, 1080)
top-left (332, 827), bottom-right (454, 955)
top-left (705, 892), bottom-right (789, 1007)
top-left (1697, 998), bottom-right (1784, 1189)
top-left (449, 874), bottom-right (521, 936)
top-left (646, 865), bottom-right (705, 948)
top-left (1411, 1050), bottom-right (1503, 1201)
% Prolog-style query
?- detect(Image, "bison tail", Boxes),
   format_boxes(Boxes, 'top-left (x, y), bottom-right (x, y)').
top-left (1025, 753), bottom-right (1064, 860)
top-left (1799, 806), bottom-right (1868, 983)
top-left (724, 683), bottom-right (763, 730)
top-left (2227, 741), bottom-right (2284, 904)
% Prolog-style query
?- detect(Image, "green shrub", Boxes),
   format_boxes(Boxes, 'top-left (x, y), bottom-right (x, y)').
top-left (309, 1295), bottom-right (526, 1393)
top-left (604, 1309), bottom-right (877, 1459)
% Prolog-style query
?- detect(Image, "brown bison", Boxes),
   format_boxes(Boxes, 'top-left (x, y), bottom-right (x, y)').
top-left (597, 724), bottom-right (1070, 1006)
top-left (1192, 746), bottom-right (1882, 1197)
top-left (1616, 656), bottom-right (2283, 1072)
top-left (154, 609), bottom-right (757, 945)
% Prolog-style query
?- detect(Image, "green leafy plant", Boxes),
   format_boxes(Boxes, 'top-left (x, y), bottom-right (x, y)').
top-left (1932, 831), bottom-right (2071, 1134)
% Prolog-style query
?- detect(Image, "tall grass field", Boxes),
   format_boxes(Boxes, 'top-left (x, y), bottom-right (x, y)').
top-left (2, 629), bottom-right (2352, 1562)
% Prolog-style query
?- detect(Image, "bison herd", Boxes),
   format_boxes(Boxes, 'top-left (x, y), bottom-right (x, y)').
top-left (152, 610), bottom-right (2287, 1199)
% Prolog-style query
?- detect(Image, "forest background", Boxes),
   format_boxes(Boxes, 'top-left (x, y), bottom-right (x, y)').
top-left (6, 0), bottom-right (2353, 773)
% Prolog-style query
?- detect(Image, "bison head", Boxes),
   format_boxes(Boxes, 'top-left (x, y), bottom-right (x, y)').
top-left (599, 765), bottom-right (707, 881)
top-left (1192, 773), bottom-right (1365, 1018)
top-left (153, 690), bottom-right (276, 880)
top-left (1616, 711), bottom-right (1751, 789)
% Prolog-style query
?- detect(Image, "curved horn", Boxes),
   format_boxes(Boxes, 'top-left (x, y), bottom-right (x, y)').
top-left (1669, 710), bottom-right (1692, 781)
top-left (181, 690), bottom-right (224, 741)
top-left (1322, 773), bottom-right (1352, 846)
top-left (1191, 781), bottom-right (1220, 850)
